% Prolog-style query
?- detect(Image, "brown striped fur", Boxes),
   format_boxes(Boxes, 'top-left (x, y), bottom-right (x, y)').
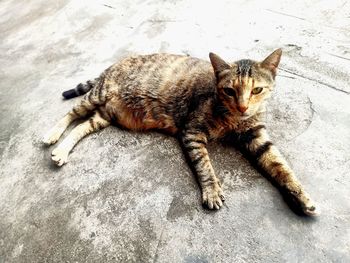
top-left (43, 49), bottom-right (317, 215)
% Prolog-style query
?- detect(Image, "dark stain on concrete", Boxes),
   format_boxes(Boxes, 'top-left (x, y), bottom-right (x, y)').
top-left (110, 218), bottom-right (157, 262)
top-left (0, 208), bottom-right (95, 262)
top-left (166, 195), bottom-right (196, 221)
top-left (184, 255), bottom-right (209, 263)
top-left (75, 14), bottom-right (114, 41)
top-left (266, 90), bottom-right (314, 142)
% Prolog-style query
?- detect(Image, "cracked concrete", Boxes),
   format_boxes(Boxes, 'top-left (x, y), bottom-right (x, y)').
top-left (1, 0), bottom-right (350, 262)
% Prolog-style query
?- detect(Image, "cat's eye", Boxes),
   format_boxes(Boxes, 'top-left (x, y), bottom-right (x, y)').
top-left (251, 87), bottom-right (263, 95)
top-left (223, 87), bottom-right (236, 97)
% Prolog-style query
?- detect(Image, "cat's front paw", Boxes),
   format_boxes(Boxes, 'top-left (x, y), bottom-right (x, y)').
top-left (51, 147), bottom-right (69, 166)
top-left (301, 199), bottom-right (319, 216)
top-left (288, 189), bottom-right (319, 216)
top-left (202, 183), bottom-right (225, 210)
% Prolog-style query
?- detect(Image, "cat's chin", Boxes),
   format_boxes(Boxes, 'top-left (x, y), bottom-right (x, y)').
top-left (238, 114), bottom-right (252, 120)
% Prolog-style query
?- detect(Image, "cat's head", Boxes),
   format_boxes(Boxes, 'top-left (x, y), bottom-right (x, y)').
top-left (209, 49), bottom-right (282, 119)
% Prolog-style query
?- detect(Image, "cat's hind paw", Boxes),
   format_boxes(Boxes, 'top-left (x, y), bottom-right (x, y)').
top-left (51, 147), bottom-right (69, 166)
top-left (43, 132), bottom-right (59, 145)
top-left (202, 183), bottom-right (225, 210)
top-left (43, 127), bottom-right (65, 145)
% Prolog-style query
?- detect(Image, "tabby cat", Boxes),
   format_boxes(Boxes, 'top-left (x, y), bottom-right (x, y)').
top-left (43, 49), bottom-right (317, 215)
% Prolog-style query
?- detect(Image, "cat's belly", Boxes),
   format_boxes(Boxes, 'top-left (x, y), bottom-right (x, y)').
top-left (104, 95), bottom-right (178, 134)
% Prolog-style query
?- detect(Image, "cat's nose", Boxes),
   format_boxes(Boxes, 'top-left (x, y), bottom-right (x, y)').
top-left (237, 105), bottom-right (248, 113)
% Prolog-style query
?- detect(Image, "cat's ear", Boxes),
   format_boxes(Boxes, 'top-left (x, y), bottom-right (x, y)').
top-left (209, 52), bottom-right (231, 77)
top-left (261, 48), bottom-right (282, 76)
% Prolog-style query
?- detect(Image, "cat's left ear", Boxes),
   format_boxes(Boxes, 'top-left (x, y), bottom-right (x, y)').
top-left (209, 52), bottom-right (231, 78)
top-left (261, 48), bottom-right (282, 77)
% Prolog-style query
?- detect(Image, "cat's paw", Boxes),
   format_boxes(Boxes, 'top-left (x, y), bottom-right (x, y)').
top-left (301, 200), bottom-right (319, 216)
top-left (290, 191), bottom-right (319, 216)
top-left (51, 147), bottom-right (69, 166)
top-left (202, 183), bottom-right (225, 210)
top-left (43, 129), bottom-right (62, 145)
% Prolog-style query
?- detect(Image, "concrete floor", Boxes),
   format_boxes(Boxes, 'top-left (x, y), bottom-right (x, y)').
top-left (1, 0), bottom-right (350, 262)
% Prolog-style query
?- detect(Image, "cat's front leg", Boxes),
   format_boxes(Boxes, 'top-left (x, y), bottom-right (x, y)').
top-left (181, 130), bottom-right (225, 210)
top-left (232, 125), bottom-right (317, 216)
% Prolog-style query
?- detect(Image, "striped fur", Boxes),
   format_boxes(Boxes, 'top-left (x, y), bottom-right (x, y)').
top-left (229, 125), bottom-right (316, 215)
top-left (43, 49), bottom-right (317, 215)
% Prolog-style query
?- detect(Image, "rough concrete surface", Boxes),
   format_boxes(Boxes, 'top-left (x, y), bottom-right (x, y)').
top-left (1, 0), bottom-right (350, 262)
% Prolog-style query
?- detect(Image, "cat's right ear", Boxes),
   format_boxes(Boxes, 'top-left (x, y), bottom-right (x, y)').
top-left (209, 52), bottom-right (231, 78)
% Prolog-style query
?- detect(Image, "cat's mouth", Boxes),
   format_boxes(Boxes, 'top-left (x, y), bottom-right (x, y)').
top-left (237, 111), bottom-right (252, 120)
top-left (239, 114), bottom-right (251, 120)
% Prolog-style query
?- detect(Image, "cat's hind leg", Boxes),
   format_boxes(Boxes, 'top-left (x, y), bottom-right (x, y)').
top-left (51, 110), bottom-right (110, 166)
top-left (43, 94), bottom-right (97, 145)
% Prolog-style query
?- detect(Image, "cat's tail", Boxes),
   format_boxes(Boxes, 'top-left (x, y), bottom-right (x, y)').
top-left (62, 78), bottom-right (99, 99)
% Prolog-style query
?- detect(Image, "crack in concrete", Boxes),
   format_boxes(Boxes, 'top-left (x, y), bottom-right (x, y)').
top-left (287, 96), bottom-right (316, 142)
top-left (265, 9), bottom-right (306, 21)
top-left (279, 67), bottom-right (350, 95)
top-left (307, 96), bottom-right (317, 116)
top-left (265, 8), bottom-right (349, 31)
top-left (300, 96), bottom-right (315, 136)
top-left (326, 52), bottom-right (350, 62)
top-left (147, 19), bottom-right (183, 23)
top-left (279, 74), bottom-right (296, 79)
top-left (102, 4), bottom-right (116, 9)
top-left (152, 225), bottom-right (165, 263)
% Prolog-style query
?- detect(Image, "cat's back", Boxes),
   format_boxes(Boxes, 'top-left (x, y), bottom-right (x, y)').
top-left (105, 53), bottom-right (215, 93)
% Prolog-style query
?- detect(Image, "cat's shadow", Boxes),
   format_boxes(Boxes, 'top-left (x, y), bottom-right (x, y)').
top-left (178, 133), bottom-right (316, 218)
top-left (220, 139), bottom-right (316, 219)
top-left (40, 121), bottom-right (316, 219)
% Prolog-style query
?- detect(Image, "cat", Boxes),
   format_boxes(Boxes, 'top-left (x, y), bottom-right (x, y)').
top-left (43, 49), bottom-right (317, 216)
